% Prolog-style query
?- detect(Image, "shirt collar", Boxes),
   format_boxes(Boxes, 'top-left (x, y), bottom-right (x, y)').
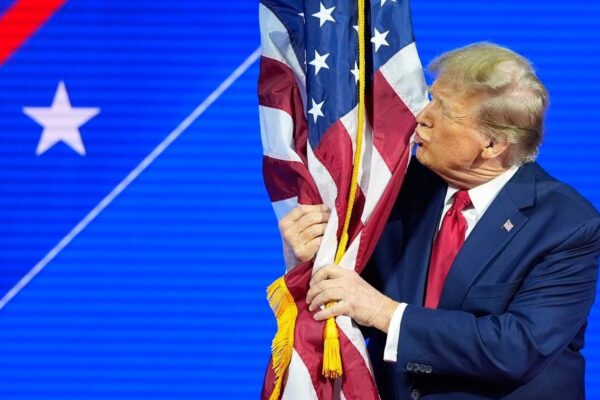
top-left (444, 165), bottom-right (520, 217)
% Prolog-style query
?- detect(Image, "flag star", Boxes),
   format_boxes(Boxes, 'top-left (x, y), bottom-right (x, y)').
top-left (309, 50), bottom-right (330, 75)
top-left (298, 12), bottom-right (305, 22)
top-left (351, 61), bottom-right (360, 83)
top-left (23, 81), bottom-right (100, 156)
top-left (312, 2), bottom-right (335, 27)
top-left (308, 98), bottom-right (325, 123)
top-left (380, 0), bottom-right (397, 5)
top-left (353, 25), bottom-right (359, 33)
top-left (371, 28), bottom-right (390, 52)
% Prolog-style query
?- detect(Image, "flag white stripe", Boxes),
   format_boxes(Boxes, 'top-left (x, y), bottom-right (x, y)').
top-left (260, 105), bottom-right (304, 163)
top-left (337, 315), bottom-right (374, 374)
top-left (379, 42), bottom-right (429, 117)
top-left (340, 106), bottom-right (375, 207)
top-left (281, 349), bottom-right (319, 400)
top-left (360, 148), bottom-right (393, 225)
top-left (307, 140), bottom-right (340, 271)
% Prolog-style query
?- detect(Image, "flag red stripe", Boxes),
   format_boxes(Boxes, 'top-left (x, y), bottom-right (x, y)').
top-left (258, 56), bottom-right (309, 166)
top-left (0, 0), bottom-right (66, 65)
top-left (263, 155), bottom-right (321, 204)
top-left (354, 73), bottom-right (415, 271)
top-left (347, 187), bottom-right (366, 247)
top-left (339, 330), bottom-right (379, 400)
top-left (312, 120), bottom-right (354, 241)
top-left (261, 357), bottom-right (279, 400)
top-left (371, 71), bottom-right (417, 171)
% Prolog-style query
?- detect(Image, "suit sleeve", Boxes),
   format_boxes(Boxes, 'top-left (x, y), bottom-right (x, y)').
top-left (396, 218), bottom-right (600, 385)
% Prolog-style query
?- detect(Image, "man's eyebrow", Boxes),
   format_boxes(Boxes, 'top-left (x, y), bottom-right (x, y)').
top-left (428, 86), bottom-right (442, 100)
top-left (429, 88), bottom-right (446, 105)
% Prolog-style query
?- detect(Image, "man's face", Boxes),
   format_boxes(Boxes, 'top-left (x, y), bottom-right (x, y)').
top-left (415, 79), bottom-right (490, 187)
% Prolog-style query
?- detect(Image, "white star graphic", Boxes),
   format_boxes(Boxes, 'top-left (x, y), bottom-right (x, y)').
top-left (371, 28), bottom-right (390, 52)
top-left (309, 50), bottom-right (330, 75)
top-left (353, 25), bottom-right (359, 33)
top-left (23, 81), bottom-right (100, 156)
top-left (380, 0), bottom-right (397, 5)
top-left (351, 61), bottom-right (360, 83)
top-left (312, 2), bottom-right (335, 27)
top-left (298, 12), bottom-right (305, 22)
top-left (308, 98), bottom-right (325, 123)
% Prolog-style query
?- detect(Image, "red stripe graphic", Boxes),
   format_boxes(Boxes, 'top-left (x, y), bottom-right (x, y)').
top-left (0, 0), bottom-right (66, 65)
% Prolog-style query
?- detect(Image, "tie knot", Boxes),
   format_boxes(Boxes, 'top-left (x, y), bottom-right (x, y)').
top-left (452, 190), bottom-right (472, 212)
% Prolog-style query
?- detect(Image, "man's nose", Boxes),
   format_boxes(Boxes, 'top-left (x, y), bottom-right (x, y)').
top-left (416, 103), bottom-right (433, 127)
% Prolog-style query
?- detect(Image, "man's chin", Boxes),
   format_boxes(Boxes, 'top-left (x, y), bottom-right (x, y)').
top-left (415, 148), bottom-right (429, 166)
top-left (415, 150), bottom-right (446, 179)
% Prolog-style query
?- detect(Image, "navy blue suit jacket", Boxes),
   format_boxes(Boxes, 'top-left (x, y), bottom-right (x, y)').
top-left (364, 158), bottom-right (600, 400)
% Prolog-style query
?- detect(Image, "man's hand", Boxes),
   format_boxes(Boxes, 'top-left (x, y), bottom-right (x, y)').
top-left (279, 204), bottom-right (330, 262)
top-left (306, 265), bottom-right (399, 333)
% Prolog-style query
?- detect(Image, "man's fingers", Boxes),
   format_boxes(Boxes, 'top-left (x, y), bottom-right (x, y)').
top-left (302, 237), bottom-right (322, 260)
top-left (279, 207), bottom-right (304, 227)
top-left (310, 265), bottom-right (344, 287)
top-left (296, 210), bottom-right (330, 232)
top-left (308, 287), bottom-right (345, 311)
top-left (314, 301), bottom-right (348, 321)
top-left (306, 278), bottom-right (336, 304)
top-left (279, 204), bottom-right (327, 229)
top-left (299, 222), bottom-right (327, 242)
top-left (300, 204), bottom-right (329, 213)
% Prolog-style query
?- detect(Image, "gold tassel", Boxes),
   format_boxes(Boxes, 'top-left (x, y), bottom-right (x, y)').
top-left (267, 276), bottom-right (298, 400)
top-left (322, 316), bottom-right (343, 378)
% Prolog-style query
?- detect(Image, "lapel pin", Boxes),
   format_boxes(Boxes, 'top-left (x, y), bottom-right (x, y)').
top-left (502, 219), bottom-right (514, 232)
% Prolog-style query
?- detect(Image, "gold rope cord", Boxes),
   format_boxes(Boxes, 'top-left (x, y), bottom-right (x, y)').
top-left (322, 0), bottom-right (367, 379)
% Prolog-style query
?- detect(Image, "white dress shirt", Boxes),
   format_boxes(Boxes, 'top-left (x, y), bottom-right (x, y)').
top-left (383, 165), bottom-right (519, 362)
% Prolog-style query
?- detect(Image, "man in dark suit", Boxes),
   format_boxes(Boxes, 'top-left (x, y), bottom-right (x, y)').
top-left (280, 43), bottom-right (600, 399)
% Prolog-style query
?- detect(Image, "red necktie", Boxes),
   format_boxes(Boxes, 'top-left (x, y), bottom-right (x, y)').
top-left (424, 190), bottom-right (472, 309)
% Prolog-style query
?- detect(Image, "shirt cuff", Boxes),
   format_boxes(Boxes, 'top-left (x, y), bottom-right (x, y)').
top-left (383, 302), bottom-right (408, 363)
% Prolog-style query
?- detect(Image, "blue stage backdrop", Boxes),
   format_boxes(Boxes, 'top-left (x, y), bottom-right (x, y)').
top-left (0, 1), bottom-right (598, 398)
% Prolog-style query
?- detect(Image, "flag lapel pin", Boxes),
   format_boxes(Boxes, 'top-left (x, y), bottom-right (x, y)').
top-left (502, 219), bottom-right (514, 232)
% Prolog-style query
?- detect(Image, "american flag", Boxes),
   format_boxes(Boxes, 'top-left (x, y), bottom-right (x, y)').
top-left (258, 0), bottom-right (428, 398)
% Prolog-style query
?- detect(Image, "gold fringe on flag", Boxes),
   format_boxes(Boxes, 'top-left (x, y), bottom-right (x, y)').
top-left (267, 276), bottom-right (298, 400)
top-left (322, 0), bottom-right (367, 379)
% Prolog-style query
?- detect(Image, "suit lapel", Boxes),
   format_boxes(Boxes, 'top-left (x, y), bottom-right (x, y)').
top-left (438, 163), bottom-right (536, 309)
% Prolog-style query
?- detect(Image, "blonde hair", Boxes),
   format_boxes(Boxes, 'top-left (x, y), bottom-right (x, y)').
top-left (429, 42), bottom-right (549, 165)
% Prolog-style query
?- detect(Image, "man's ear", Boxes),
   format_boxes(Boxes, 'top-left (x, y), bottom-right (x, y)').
top-left (481, 139), bottom-right (509, 160)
